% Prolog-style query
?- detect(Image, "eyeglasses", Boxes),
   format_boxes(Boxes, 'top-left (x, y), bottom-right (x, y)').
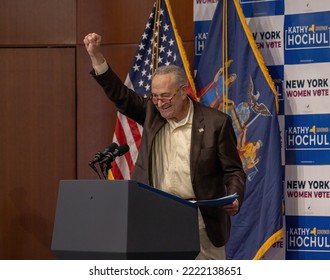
top-left (150, 85), bottom-right (184, 104)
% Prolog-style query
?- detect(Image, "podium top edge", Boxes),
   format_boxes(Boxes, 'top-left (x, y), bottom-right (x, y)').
top-left (59, 180), bottom-right (197, 209)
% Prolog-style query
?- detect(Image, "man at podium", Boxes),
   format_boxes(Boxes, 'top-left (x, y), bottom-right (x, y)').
top-left (84, 33), bottom-right (246, 260)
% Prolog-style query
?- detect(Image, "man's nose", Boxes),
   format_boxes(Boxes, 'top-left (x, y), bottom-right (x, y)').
top-left (156, 99), bottom-right (165, 106)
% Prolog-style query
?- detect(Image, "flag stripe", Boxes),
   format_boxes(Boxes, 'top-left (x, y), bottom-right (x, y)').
top-left (113, 113), bottom-right (137, 178)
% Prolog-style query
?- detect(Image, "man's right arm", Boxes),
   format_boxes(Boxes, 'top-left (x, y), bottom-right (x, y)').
top-left (83, 33), bottom-right (107, 72)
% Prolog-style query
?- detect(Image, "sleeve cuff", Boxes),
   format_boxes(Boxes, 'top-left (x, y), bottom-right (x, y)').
top-left (93, 60), bottom-right (109, 75)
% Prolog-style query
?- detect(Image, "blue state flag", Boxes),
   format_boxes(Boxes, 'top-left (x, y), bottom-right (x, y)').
top-left (195, 0), bottom-right (283, 260)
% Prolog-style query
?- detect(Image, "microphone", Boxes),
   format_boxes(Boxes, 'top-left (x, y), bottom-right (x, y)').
top-left (100, 144), bottom-right (129, 164)
top-left (89, 143), bottom-right (119, 165)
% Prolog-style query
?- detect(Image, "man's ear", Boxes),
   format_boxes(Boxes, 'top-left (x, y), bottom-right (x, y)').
top-left (181, 84), bottom-right (189, 98)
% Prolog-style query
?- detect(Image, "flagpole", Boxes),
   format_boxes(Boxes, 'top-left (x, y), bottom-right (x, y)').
top-left (222, 0), bottom-right (229, 113)
top-left (151, 0), bottom-right (160, 74)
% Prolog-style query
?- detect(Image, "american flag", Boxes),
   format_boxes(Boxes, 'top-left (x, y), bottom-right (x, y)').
top-left (110, 0), bottom-right (196, 179)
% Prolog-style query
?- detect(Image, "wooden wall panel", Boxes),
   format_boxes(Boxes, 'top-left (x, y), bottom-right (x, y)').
top-left (0, 49), bottom-right (76, 259)
top-left (0, 0), bottom-right (76, 45)
top-left (78, 0), bottom-right (157, 44)
top-left (77, 0), bottom-right (194, 44)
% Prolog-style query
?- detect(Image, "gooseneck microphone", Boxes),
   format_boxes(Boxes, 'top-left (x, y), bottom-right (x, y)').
top-left (88, 143), bottom-right (119, 166)
top-left (88, 142), bottom-right (129, 179)
top-left (99, 144), bottom-right (130, 164)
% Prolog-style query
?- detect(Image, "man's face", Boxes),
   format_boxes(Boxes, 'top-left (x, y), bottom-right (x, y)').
top-left (151, 73), bottom-right (187, 122)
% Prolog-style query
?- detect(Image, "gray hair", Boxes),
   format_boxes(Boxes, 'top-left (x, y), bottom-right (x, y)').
top-left (152, 65), bottom-right (188, 86)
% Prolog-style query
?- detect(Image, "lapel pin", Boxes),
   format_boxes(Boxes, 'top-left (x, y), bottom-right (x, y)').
top-left (198, 128), bottom-right (204, 133)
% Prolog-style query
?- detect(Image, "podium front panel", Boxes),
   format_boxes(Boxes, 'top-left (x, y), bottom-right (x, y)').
top-left (51, 180), bottom-right (199, 259)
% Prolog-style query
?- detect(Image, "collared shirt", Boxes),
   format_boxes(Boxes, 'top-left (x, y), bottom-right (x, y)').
top-left (151, 99), bottom-right (195, 199)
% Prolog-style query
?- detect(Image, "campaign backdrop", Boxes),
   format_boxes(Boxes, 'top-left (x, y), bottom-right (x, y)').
top-left (194, 0), bottom-right (330, 260)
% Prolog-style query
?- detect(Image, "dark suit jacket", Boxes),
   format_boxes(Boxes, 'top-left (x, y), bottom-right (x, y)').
top-left (92, 67), bottom-right (246, 247)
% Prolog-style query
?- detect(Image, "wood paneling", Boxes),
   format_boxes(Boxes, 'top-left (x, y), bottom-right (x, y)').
top-left (78, 0), bottom-right (157, 45)
top-left (0, 48), bottom-right (76, 259)
top-left (0, 0), bottom-right (76, 45)
top-left (77, 0), bottom-right (194, 44)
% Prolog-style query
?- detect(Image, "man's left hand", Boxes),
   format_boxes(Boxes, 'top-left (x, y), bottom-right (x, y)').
top-left (222, 199), bottom-right (239, 216)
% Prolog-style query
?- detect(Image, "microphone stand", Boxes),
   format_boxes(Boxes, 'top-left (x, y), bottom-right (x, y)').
top-left (100, 160), bottom-right (113, 180)
top-left (89, 143), bottom-right (129, 179)
top-left (88, 162), bottom-right (102, 179)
